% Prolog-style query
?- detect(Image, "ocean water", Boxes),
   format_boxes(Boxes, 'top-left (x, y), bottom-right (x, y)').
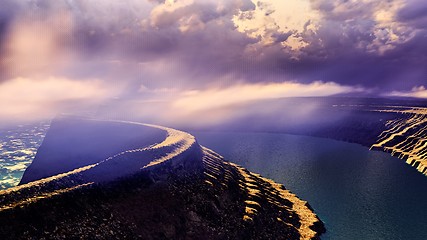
top-left (0, 123), bottom-right (49, 189)
top-left (192, 131), bottom-right (427, 240)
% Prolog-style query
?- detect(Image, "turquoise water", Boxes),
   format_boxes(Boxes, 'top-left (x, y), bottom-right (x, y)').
top-left (0, 123), bottom-right (49, 189)
top-left (192, 131), bottom-right (427, 240)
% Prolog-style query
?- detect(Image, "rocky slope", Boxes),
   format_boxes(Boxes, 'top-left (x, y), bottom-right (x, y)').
top-left (371, 107), bottom-right (427, 176)
top-left (0, 117), bottom-right (324, 239)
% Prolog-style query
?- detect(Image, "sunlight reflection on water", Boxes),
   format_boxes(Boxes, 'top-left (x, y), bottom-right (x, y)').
top-left (0, 123), bottom-right (49, 189)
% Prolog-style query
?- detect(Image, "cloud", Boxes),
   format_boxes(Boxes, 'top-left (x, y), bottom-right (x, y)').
top-left (0, 0), bottom-right (426, 126)
top-left (90, 81), bottom-right (363, 131)
top-left (90, 80), bottom-right (361, 128)
top-left (231, 0), bottom-right (426, 90)
top-left (387, 86), bottom-right (427, 99)
top-left (1, 0), bottom-right (425, 91)
top-left (172, 81), bottom-right (362, 112)
top-left (397, 0), bottom-right (427, 27)
top-left (0, 77), bottom-right (118, 123)
top-left (1, 11), bottom-right (75, 80)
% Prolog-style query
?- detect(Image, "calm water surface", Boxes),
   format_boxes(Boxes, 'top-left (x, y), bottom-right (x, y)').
top-left (192, 131), bottom-right (427, 240)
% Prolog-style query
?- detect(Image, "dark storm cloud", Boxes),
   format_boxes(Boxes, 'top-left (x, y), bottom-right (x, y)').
top-left (0, 0), bottom-right (426, 92)
top-left (261, 0), bottom-right (427, 91)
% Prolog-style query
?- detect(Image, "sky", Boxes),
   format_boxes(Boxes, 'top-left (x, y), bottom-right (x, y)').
top-left (0, 0), bottom-right (426, 124)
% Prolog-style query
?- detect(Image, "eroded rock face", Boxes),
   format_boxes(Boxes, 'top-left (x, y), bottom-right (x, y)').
top-left (371, 107), bottom-right (427, 176)
top-left (0, 118), bottom-right (324, 239)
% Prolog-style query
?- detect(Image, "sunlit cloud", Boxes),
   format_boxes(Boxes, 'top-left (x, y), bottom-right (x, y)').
top-left (91, 81), bottom-right (363, 128)
top-left (0, 0), bottom-right (426, 127)
top-left (0, 77), bottom-right (118, 123)
top-left (233, 0), bottom-right (318, 49)
top-left (1, 0), bottom-right (425, 92)
top-left (1, 9), bottom-right (75, 80)
top-left (387, 86), bottom-right (427, 99)
top-left (172, 81), bottom-right (363, 112)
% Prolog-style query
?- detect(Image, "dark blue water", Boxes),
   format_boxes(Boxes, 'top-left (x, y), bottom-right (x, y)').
top-left (191, 131), bottom-right (427, 240)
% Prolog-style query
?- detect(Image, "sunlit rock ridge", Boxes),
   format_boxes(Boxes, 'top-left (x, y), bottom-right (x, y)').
top-left (0, 117), bottom-right (324, 239)
top-left (371, 107), bottom-right (427, 176)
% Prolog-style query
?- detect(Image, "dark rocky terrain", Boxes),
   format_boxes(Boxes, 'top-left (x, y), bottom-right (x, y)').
top-left (0, 118), bottom-right (325, 239)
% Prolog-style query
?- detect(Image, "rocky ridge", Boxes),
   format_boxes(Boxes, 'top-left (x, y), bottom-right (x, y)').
top-left (0, 118), bottom-right (324, 239)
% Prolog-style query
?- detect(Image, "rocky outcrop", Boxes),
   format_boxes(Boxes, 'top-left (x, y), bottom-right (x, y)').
top-left (371, 107), bottom-right (427, 176)
top-left (0, 118), bottom-right (324, 239)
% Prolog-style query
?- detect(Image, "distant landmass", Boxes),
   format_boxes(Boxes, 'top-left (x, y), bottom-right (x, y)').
top-left (0, 117), bottom-right (325, 239)
top-left (97, 97), bottom-right (427, 176)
